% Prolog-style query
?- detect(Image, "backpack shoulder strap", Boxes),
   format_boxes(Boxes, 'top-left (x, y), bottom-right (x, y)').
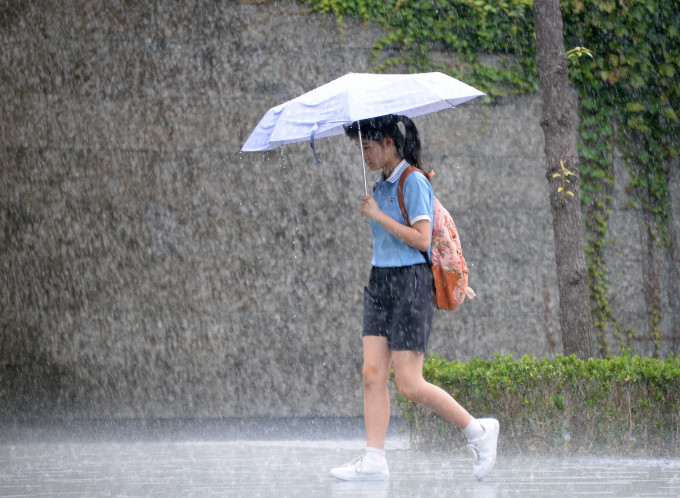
top-left (397, 165), bottom-right (420, 227)
top-left (398, 165), bottom-right (433, 266)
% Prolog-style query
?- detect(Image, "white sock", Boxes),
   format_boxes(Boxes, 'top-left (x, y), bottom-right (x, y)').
top-left (365, 447), bottom-right (386, 463)
top-left (462, 418), bottom-right (486, 443)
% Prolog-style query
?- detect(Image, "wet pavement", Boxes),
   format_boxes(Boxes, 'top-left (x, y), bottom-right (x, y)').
top-left (1, 418), bottom-right (679, 497)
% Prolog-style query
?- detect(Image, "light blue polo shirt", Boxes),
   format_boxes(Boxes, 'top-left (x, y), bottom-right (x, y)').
top-left (369, 160), bottom-right (434, 267)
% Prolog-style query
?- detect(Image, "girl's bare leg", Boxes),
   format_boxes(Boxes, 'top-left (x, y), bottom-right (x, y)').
top-left (391, 350), bottom-right (472, 429)
top-left (362, 336), bottom-right (393, 450)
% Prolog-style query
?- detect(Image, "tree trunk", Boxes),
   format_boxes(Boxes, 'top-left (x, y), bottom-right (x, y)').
top-left (533, 0), bottom-right (596, 359)
top-left (667, 159), bottom-right (680, 356)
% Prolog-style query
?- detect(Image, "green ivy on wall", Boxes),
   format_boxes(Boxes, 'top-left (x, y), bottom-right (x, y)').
top-left (300, 0), bottom-right (679, 356)
top-left (304, 0), bottom-right (538, 96)
top-left (562, 0), bottom-right (679, 356)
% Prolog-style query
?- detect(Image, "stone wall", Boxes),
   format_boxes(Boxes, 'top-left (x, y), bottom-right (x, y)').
top-left (1, 0), bottom-right (678, 421)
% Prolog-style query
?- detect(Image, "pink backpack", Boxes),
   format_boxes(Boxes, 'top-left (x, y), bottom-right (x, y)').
top-left (398, 166), bottom-right (475, 310)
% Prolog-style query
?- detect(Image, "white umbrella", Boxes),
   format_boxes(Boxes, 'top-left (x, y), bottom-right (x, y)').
top-left (241, 72), bottom-right (485, 193)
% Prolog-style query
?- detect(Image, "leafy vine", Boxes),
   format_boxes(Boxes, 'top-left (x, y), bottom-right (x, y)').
top-left (553, 160), bottom-right (577, 205)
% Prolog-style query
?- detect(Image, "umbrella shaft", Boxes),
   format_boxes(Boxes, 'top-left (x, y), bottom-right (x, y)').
top-left (359, 121), bottom-right (368, 196)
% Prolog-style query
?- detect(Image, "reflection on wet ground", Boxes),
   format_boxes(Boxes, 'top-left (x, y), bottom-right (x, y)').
top-left (1, 418), bottom-right (678, 497)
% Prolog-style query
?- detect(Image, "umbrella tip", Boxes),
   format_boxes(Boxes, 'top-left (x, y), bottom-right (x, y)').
top-left (310, 124), bottom-right (321, 165)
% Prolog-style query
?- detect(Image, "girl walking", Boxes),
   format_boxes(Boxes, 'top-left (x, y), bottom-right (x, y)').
top-left (329, 114), bottom-right (499, 482)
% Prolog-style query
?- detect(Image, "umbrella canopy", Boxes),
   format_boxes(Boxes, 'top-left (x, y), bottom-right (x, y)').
top-left (241, 72), bottom-right (485, 152)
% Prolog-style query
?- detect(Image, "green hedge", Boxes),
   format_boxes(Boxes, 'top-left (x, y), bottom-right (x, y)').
top-left (396, 354), bottom-right (680, 456)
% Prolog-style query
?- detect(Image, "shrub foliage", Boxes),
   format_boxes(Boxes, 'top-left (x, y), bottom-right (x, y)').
top-left (397, 354), bottom-right (680, 456)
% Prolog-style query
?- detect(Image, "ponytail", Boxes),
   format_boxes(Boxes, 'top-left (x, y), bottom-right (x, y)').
top-left (344, 114), bottom-right (424, 171)
top-left (396, 115), bottom-right (422, 170)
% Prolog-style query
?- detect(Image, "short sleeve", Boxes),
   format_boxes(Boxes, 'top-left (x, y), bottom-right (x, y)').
top-left (403, 170), bottom-right (433, 225)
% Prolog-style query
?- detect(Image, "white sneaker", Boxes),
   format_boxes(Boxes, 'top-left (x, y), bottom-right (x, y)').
top-left (329, 455), bottom-right (390, 481)
top-left (467, 418), bottom-right (499, 481)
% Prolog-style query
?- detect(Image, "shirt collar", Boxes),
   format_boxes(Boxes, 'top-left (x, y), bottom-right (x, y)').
top-left (385, 159), bottom-right (410, 183)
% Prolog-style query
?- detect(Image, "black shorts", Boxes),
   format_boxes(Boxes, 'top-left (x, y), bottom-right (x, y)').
top-left (363, 264), bottom-right (435, 352)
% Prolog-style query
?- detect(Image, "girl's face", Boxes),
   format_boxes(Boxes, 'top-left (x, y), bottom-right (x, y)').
top-left (354, 137), bottom-right (398, 172)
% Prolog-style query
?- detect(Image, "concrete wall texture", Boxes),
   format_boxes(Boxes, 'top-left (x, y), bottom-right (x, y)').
top-left (1, 1), bottom-right (679, 421)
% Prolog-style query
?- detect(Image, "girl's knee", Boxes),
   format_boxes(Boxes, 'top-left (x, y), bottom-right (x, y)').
top-left (363, 363), bottom-right (388, 388)
top-left (394, 376), bottom-right (423, 401)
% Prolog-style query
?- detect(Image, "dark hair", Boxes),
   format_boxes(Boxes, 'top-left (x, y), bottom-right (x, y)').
top-left (344, 114), bottom-right (423, 170)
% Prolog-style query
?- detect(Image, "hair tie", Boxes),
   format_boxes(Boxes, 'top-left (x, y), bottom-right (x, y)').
top-left (397, 120), bottom-right (406, 138)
